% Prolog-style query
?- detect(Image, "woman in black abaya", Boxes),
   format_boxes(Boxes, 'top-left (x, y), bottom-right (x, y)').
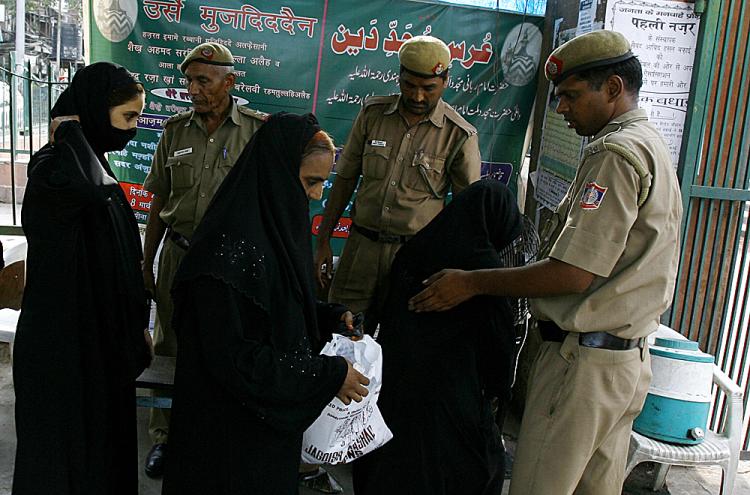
top-left (163, 113), bottom-right (369, 495)
top-left (13, 62), bottom-right (152, 494)
top-left (353, 179), bottom-right (525, 495)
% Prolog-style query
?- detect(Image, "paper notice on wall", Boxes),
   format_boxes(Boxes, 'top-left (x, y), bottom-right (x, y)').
top-left (606, 0), bottom-right (700, 168)
top-left (576, 0), bottom-right (598, 35)
top-left (535, 168), bottom-right (572, 211)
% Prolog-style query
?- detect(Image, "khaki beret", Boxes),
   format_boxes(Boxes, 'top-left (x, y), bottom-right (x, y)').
top-left (545, 30), bottom-right (635, 84)
top-left (180, 42), bottom-right (235, 73)
top-left (398, 35), bottom-right (451, 77)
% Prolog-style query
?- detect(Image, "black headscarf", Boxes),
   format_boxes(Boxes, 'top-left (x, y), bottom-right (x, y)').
top-left (396, 179), bottom-right (523, 278)
top-left (382, 179), bottom-right (524, 396)
top-left (173, 112), bottom-right (323, 349)
top-left (51, 62), bottom-right (138, 156)
top-left (352, 180), bottom-right (523, 495)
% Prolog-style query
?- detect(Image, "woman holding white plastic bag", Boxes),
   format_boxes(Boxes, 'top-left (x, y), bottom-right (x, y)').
top-left (164, 113), bottom-right (369, 495)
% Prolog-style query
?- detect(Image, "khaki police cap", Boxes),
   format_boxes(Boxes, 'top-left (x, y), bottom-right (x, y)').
top-left (398, 35), bottom-right (451, 77)
top-left (545, 30), bottom-right (635, 84)
top-left (180, 42), bottom-right (235, 73)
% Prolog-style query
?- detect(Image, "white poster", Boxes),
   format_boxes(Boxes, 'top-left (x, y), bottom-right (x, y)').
top-left (576, 0), bottom-right (598, 35)
top-left (606, 0), bottom-right (700, 168)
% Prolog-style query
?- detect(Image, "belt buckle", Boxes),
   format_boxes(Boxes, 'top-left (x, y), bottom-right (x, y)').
top-left (378, 233), bottom-right (400, 243)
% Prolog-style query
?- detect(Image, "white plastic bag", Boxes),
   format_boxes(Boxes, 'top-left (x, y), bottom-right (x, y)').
top-left (301, 334), bottom-right (393, 464)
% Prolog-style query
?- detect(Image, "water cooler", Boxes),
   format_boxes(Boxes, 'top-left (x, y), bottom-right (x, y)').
top-left (633, 337), bottom-right (714, 445)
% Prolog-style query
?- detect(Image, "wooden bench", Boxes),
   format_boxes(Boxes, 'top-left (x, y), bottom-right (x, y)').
top-left (135, 355), bottom-right (175, 409)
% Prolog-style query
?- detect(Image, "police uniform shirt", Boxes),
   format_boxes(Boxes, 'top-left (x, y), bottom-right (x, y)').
top-left (531, 109), bottom-right (682, 339)
top-left (336, 95), bottom-right (481, 236)
top-left (144, 102), bottom-right (265, 237)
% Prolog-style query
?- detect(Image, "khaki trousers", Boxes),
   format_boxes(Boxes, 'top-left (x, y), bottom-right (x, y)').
top-left (509, 333), bottom-right (652, 495)
top-left (148, 239), bottom-right (186, 445)
top-left (328, 230), bottom-right (402, 334)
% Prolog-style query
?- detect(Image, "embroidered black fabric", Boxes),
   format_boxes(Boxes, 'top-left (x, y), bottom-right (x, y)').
top-left (173, 112), bottom-right (322, 348)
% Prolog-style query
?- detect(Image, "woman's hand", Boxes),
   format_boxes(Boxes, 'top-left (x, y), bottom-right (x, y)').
top-left (335, 360), bottom-right (370, 405)
top-left (49, 115), bottom-right (80, 143)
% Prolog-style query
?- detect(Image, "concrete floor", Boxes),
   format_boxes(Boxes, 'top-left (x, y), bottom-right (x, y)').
top-left (1, 343), bottom-right (750, 494)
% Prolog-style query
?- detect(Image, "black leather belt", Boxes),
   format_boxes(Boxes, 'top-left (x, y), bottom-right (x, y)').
top-left (353, 224), bottom-right (411, 244)
top-left (166, 227), bottom-right (190, 251)
top-left (538, 320), bottom-right (643, 351)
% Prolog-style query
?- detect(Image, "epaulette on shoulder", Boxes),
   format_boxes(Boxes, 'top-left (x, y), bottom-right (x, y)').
top-left (363, 94), bottom-right (398, 108)
top-left (163, 110), bottom-right (192, 128)
top-left (443, 104), bottom-right (477, 136)
top-left (238, 106), bottom-right (269, 121)
top-left (584, 134), bottom-right (652, 207)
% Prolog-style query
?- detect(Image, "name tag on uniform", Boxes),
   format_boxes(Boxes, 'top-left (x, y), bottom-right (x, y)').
top-left (370, 140), bottom-right (387, 147)
top-left (174, 147), bottom-right (193, 157)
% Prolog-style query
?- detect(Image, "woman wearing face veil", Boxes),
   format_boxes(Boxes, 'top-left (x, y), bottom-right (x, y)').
top-left (12, 62), bottom-right (152, 494)
top-left (353, 179), bottom-right (525, 495)
top-left (163, 113), bottom-right (369, 495)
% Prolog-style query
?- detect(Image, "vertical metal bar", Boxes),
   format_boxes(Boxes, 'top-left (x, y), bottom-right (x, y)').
top-left (704, 202), bottom-right (731, 352)
top-left (727, 202), bottom-right (750, 375)
top-left (8, 62), bottom-right (17, 225)
top-left (689, 201), bottom-right (714, 343)
top-left (676, 0), bottom-right (722, 230)
top-left (725, 5), bottom-right (749, 189)
top-left (702, 1), bottom-right (733, 188)
top-left (735, 17), bottom-right (750, 191)
top-left (48, 62), bottom-right (52, 119)
top-left (682, 200), bottom-right (708, 335)
top-left (26, 60), bottom-right (33, 155)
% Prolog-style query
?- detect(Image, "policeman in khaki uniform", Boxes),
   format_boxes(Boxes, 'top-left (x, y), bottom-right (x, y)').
top-left (314, 35), bottom-right (480, 334)
top-left (408, 30), bottom-right (683, 495)
top-left (141, 42), bottom-right (265, 477)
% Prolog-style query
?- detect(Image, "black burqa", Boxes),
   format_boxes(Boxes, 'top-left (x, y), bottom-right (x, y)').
top-left (12, 62), bottom-right (151, 495)
top-left (353, 179), bottom-right (523, 495)
top-left (163, 113), bottom-right (348, 495)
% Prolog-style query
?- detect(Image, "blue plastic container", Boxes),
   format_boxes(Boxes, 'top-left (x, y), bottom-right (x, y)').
top-left (633, 337), bottom-right (714, 445)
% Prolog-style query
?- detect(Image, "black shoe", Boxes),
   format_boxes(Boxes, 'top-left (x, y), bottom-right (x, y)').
top-left (298, 467), bottom-right (343, 494)
top-left (144, 443), bottom-right (167, 478)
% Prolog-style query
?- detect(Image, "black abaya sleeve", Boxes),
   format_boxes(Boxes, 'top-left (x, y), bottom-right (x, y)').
top-left (175, 276), bottom-right (348, 433)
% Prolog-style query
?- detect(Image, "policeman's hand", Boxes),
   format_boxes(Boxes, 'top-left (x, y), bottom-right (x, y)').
top-left (336, 360), bottom-right (370, 405)
top-left (143, 328), bottom-right (155, 363)
top-left (142, 262), bottom-right (156, 301)
top-left (314, 241), bottom-right (334, 289)
top-left (340, 311), bottom-right (354, 331)
top-left (338, 311), bottom-right (364, 340)
top-left (49, 115), bottom-right (80, 143)
top-left (408, 269), bottom-right (476, 312)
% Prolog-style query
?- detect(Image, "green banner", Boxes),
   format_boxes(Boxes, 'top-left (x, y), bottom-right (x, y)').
top-left (89, 0), bottom-right (542, 251)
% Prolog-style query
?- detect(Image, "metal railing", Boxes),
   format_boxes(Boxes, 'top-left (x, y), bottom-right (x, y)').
top-left (0, 62), bottom-right (69, 226)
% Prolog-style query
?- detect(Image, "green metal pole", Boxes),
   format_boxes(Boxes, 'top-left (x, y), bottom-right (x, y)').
top-left (47, 62), bottom-right (52, 129)
top-left (26, 60), bottom-right (33, 155)
top-left (8, 59), bottom-right (17, 225)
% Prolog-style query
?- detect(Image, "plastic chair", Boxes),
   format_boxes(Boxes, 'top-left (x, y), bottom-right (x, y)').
top-left (625, 363), bottom-right (743, 494)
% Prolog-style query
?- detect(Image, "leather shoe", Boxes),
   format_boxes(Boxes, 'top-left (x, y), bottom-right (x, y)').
top-left (299, 467), bottom-right (343, 494)
top-left (144, 443), bottom-right (167, 478)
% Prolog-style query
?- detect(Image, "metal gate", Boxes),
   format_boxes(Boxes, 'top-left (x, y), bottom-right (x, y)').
top-left (0, 62), bottom-right (67, 230)
top-left (669, 0), bottom-right (750, 452)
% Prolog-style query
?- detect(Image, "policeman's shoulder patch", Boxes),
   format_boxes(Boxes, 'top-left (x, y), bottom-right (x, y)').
top-left (163, 110), bottom-right (192, 128)
top-left (443, 103), bottom-right (477, 136)
top-left (238, 105), bottom-right (269, 122)
top-left (580, 181), bottom-right (608, 210)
